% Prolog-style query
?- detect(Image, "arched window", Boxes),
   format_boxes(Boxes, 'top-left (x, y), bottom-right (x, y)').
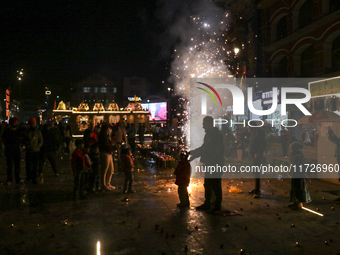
top-left (332, 35), bottom-right (340, 72)
top-left (299, 0), bottom-right (313, 29)
top-left (276, 16), bottom-right (287, 41)
top-left (301, 45), bottom-right (314, 77)
top-left (274, 57), bottom-right (288, 77)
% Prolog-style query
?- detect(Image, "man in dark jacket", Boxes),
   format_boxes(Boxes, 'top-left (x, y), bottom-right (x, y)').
top-left (248, 123), bottom-right (267, 198)
top-left (38, 122), bottom-right (59, 183)
top-left (190, 116), bottom-right (224, 213)
top-left (2, 117), bottom-right (23, 185)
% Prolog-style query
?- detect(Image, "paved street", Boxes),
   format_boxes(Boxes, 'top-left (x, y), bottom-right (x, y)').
top-left (1, 153), bottom-right (340, 255)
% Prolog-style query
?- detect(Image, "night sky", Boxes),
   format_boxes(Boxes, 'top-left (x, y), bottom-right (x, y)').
top-left (1, 1), bottom-right (171, 100)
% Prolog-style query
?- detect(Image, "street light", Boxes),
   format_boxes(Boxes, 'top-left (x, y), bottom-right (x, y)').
top-left (234, 47), bottom-right (240, 55)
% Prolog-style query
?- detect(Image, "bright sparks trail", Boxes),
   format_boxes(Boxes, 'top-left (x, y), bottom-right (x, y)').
top-left (96, 241), bottom-right (101, 255)
top-left (169, 2), bottom-right (231, 149)
top-left (302, 207), bottom-right (324, 217)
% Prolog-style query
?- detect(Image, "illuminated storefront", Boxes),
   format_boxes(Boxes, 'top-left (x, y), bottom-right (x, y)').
top-left (53, 102), bottom-right (150, 136)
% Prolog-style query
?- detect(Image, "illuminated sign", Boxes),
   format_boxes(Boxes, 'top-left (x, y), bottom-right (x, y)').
top-left (5, 89), bottom-right (10, 117)
top-left (128, 96), bottom-right (142, 101)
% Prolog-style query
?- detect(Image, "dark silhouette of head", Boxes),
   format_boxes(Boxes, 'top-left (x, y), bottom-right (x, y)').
top-left (202, 116), bottom-right (214, 131)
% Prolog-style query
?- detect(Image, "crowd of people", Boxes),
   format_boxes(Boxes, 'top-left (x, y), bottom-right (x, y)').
top-left (1, 117), bottom-right (61, 186)
top-left (1, 115), bottom-right (340, 211)
top-left (0, 117), bottom-right (138, 201)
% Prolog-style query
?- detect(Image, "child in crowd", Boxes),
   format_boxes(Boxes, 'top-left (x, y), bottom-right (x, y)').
top-left (71, 139), bottom-right (90, 200)
top-left (121, 148), bottom-right (134, 193)
top-left (89, 143), bottom-right (100, 192)
top-left (174, 151), bottom-right (191, 208)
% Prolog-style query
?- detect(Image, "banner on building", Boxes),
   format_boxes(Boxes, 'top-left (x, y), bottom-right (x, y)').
top-left (309, 77), bottom-right (340, 98)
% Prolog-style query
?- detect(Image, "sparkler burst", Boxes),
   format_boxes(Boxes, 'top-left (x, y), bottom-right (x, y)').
top-left (168, 1), bottom-right (232, 149)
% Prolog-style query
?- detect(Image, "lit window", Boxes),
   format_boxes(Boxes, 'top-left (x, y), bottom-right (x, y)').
top-left (100, 87), bottom-right (107, 93)
top-left (113, 87), bottom-right (117, 93)
top-left (83, 87), bottom-right (90, 93)
top-left (94, 87), bottom-right (98, 93)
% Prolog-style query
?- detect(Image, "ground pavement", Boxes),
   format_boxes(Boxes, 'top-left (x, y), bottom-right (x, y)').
top-left (0, 153), bottom-right (340, 255)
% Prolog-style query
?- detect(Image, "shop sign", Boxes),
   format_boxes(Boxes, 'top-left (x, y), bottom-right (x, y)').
top-left (309, 77), bottom-right (340, 98)
top-left (128, 96), bottom-right (142, 101)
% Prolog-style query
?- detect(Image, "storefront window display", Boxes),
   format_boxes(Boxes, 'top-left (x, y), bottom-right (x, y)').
top-left (109, 115), bottom-right (120, 124)
top-left (93, 115), bottom-right (104, 126)
top-left (77, 115), bottom-right (89, 131)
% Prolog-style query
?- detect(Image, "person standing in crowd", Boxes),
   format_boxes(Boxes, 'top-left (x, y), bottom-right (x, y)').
top-left (121, 148), bottom-right (134, 193)
top-left (38, 122), bottom-right (59, 183)
top-left (248, 122), bottom-right (266, 198)
top-left (115, 120), bottom-right (127, 165)
top-left (83, 144), bottom-right (92, 192)
top-left (83, 128), bottom-right (96, 148)
top-left (71, 139), bottom-right (89, 200)
top-left (2, 117), bottom-right (23, 185)
top-left (0, 121), bottom-right (7, 156)
top-left (127, 123), bottom-right (136, 154)
top-left (50, 122), bottom-right (61, 152)
top-left (98, 125), bottom-right (116, 191)
top-left (190, 116), bottom-right (224, 213)
top-left (138, 123), bottom-right (145, 145)
top-left (288, 142), bottom-right (311, 209)
top-left (115, 120), bottom-right (127, 145)
top-left (25, 118), bottom-right (43, 184)
top-left (58, 122), bottom-right (65, 152)
top-left (328, 127), bottom-right (340, 181)
top-left (64, 125), bottom-right (72, 154)
top-left (174, 151), bottom-right (191, 209)
top-left (280, 127), bottom-right (290, 156)
top-left (89, 143), bottom-right (100, 193)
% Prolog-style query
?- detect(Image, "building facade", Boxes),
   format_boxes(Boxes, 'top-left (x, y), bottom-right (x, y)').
top-left (71, 74), bottom-right (117, 108)
top-left (258, 0), bottom-right (340, 78)
top-left (123, 77), bottom-right (150, 105)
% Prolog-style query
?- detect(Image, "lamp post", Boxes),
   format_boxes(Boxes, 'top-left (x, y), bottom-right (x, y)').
top-left (17, 69), bottom-right (24, 119)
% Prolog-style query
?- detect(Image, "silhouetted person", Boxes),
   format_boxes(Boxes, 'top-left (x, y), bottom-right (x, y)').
top-left (127, 123), bottom-right (136, 154)
top-left (121, 148), bottom-right (134, 193)
top-left (64, 125), bottom-right (72, 154)
top-left (72, 139), bottom-right (89, 200)
top-left (25, 118), bottom-right (43, 184)
top-left (288, 142), bottom-right (311, 209)
top-left (328, 127), bottom-right (340, 181)
top-left (174, 151), bottom-right (191, 209)
top-left (138, 123), bottom-right (145, 145)
top-left (38, 122), bottom-right (59, 183)
top-left (248, 122), bottom-right (266, 198)
top-left (190, 116), bottom-right (224, 213)
top-left (2, 117), bottom-right (23, 185)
